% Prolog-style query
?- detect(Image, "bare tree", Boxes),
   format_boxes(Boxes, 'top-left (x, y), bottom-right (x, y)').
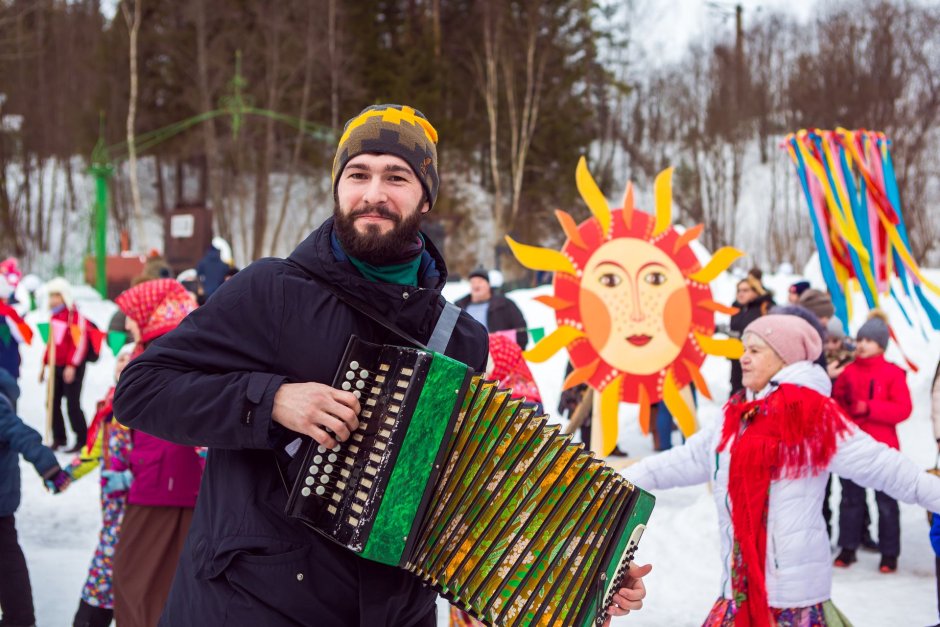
top-left (121, 0), bottom-right (144, 248)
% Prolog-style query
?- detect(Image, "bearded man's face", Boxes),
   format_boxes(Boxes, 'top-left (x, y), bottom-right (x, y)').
top-left (333, 153), bottom-right (429, 264)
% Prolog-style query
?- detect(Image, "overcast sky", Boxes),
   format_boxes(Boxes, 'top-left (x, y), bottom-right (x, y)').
top-left (629, 0), bottom-right (818, 66)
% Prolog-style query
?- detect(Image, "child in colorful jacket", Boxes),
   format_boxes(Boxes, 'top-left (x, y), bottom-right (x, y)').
top-left (832, 312), bottom-right (912, 573)
top-left (66, 343), bottom-right (135, 627)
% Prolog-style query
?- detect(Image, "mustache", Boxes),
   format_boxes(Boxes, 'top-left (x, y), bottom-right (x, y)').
top-left (348, 204), bottom-right (400, 223)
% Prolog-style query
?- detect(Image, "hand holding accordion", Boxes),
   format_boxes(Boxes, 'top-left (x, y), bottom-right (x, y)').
top-left (285, 336), bottom-right (655, 626)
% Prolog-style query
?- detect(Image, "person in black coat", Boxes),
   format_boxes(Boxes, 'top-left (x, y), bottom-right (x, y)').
top-left (455, 267), bottom-right (528, 349)
top-left (113, 104), bottom-right (648, 627)
top-left (0, 369), bottom-right (70, 627)
top-left (196, 237), bottom-right (235, 302)
top-left (728, 276), bottom-right (775, 394)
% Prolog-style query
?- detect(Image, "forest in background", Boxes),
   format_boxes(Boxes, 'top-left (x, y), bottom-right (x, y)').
top-left (0, 0), bottom-right (938, 279)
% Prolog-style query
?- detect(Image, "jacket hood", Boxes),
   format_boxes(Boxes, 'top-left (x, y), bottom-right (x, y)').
top-left (288, 217), bottom-right (449, 289)
top-left (287, 217), bottom-right (452, 345)
top-left (749, 360), bottom-right (832, 400)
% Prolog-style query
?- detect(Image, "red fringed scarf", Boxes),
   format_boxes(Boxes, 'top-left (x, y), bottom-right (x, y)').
top-left (85, 387), bottom-right (115, 451)
top-left (717, 383), bottom-right (851, 627)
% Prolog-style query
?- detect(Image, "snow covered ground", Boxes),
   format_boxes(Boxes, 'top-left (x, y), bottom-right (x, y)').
top-left (14, 267), bottom-right (940, 626)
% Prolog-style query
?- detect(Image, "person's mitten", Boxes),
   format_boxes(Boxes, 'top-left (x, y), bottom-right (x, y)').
top-left (101, 469), bottom-right (134, 495)
top-left (43, 466), bottom-right (72, 494)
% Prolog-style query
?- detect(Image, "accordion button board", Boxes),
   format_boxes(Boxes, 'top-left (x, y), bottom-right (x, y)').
top-left (285, 335), bottom-right (655, 627)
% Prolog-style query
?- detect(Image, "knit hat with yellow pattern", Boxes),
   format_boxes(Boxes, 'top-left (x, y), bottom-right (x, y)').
top-left (332, 104), bottom-right (439, 208)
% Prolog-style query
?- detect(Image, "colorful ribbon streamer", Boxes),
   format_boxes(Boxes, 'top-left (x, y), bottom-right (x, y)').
top-left (784, 129), bottom-right (940, 335)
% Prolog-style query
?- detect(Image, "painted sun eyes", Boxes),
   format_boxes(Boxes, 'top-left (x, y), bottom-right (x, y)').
top-left (644, 271), bottom-right (667, 286)
top-left (599, 273), bottom-right (622, 287)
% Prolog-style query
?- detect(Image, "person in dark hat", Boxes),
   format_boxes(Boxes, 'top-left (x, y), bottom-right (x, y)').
top-left (112, 104), bottom-right (647, 626)
top-left (788, 280), bottom-right (811, 304)
top-left (456, 266), bottom-right (529, 349)
top-left (798, 288), bottom-right (835, 325)
top-left (832, 311), bottom-right (910, 573)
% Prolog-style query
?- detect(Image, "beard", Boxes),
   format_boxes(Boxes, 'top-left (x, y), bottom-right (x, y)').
top-left (333, 200), bottom-right (424, 265)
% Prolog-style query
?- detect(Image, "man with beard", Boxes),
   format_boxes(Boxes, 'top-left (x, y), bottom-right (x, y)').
top-left (112, 104), bottom-right (648, 626)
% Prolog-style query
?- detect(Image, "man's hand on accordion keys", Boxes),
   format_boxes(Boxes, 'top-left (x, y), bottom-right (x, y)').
top-left (272, 382), bottom-right (361, 449)
top-left (602, 562), bottom-right (652, 625)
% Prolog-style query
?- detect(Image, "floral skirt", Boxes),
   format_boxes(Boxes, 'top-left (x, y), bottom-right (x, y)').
top-left (703, 597), bottom-right (852, 627)
top-left (80, 493), bottom-right (127, 608)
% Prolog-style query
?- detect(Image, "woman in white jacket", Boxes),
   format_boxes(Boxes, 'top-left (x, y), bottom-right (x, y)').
top-left (624, 314), bottom-right (940, 626)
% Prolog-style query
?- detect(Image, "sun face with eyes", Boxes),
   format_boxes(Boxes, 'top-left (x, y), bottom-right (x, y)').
top-left (506, 158), bottom-right (744, 454)
top-left (580, 239), bottom-right (692, 375)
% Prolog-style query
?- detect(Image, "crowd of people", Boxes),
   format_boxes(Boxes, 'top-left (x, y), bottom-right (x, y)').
top-left (1, 101), bottom-right (939, 627)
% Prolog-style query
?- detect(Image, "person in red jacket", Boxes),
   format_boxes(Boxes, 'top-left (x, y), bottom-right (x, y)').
top-left (39, 277), bottom-right (90, 452)
top-left (832, 311), bottom-right (912, 573)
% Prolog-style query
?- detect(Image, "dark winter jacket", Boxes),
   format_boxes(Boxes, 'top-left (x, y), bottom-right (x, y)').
top-left (113, 217), bottom-right (488, 627)
top-left (196, 247), bottom-right (230, 300)
top-left (832, 354), bottom-right (912, 450)
top-left (0, 369), bottom-right (57, 516)
top-left (455, 291), bottom-right (528, 349)
top-left (729, 292), bottom-right (775, 394)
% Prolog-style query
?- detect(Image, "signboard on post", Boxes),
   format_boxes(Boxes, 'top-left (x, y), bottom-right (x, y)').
top-left (164, 205), bottom-right (213, 275)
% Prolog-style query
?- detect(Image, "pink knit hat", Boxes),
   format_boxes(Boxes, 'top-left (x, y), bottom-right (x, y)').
top-left (743, 314), bottom-right (822, 365)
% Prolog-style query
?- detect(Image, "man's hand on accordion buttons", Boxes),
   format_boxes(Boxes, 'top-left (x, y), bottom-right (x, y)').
top-left (273, 382), bottom-right (360, 449)
top-left (603, 562), bottom-right (652, 625)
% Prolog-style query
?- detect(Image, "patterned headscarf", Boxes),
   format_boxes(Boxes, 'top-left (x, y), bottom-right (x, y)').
top-left (115, 279), bottom-right (196, 344)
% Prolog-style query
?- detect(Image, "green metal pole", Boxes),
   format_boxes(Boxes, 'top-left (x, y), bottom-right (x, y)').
top-left (92, 169), bottom-right (109, 298)
top-left (90, 115), bottom-right (113, 300)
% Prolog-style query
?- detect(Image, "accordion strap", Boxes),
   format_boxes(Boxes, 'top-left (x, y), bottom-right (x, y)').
top-left (288, 260), bottom-right (460, 353)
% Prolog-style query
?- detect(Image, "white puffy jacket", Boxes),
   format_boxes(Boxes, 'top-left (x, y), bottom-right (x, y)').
top-left (623, 361), bottom-right (940, 608)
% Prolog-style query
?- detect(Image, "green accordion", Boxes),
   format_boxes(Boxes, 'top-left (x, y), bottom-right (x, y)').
top-left (285, 336), bottom-right (654, 626)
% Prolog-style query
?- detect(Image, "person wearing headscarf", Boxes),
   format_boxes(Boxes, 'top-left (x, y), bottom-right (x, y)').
top-left (109, 279), bottom-right (203, 627)
top-left (65, 343), bottom-right (136, 627)
top-left (624, 314), bottom-right (940, 625)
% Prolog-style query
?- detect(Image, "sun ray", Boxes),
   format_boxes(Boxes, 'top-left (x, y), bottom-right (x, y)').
top-left (688, 247), bottom-right (745, 284)
top-left (522, 325), bottom-right (584, 363)
top-left (599, 374), bottom-right (623, 456)
top-left (504, 236), bottom-right (577, 275)
top-left (698, 299), bottom-right (740, 315)
top-left (663, 368), bottom-right (697, 436)
top-left (652, 167), bottom-right (674, 236)
top-left (637, 383), bottom-right (651, 435)
top-left (681, 358), bottom-right (712, 400)
top-left (562, 358), bottom-right (600, 390)
top-left (694, 332), bottom-right (744, 359)
top-left (674, 224), bottom-right (704, 253)
top-left (554, 209), bottom-right (588, 249)
top-left (620, 181), bottom-right (635, 229)
top-left (576, 156), bottom-right (611, 238)
top-left (533, 295), bottom-right (575, 311)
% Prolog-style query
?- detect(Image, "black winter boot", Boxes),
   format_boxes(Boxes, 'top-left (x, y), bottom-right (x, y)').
top-left (834, 548), bottom-right (856, 567)
top-left (879, 555), bottom-right (898, 573)
top-left (72, 600), bottom-right (113, 627)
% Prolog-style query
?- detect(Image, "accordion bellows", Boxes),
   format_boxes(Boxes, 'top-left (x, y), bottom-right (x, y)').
top-left (285, 336), bottom-right (654, 626)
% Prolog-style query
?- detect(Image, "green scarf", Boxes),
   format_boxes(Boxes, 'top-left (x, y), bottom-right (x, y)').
top-left (345, 235), bottom-right (425, 286)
